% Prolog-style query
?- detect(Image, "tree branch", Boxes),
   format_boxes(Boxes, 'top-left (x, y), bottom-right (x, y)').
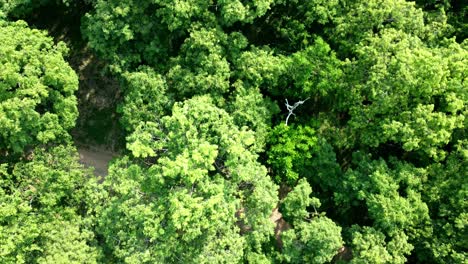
top-left (285, 98), bottom-right (309, 126)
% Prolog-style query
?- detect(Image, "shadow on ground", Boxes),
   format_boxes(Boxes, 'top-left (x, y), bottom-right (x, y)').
top-left (24, 3), bottom-right (125, 173)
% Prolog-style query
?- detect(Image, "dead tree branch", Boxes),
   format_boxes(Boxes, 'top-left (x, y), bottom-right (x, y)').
top-left (285, 98), bottom-right (309, 126)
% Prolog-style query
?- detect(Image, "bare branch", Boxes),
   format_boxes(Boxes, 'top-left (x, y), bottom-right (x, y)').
top-left (285, 97), bottom-right (310, 126)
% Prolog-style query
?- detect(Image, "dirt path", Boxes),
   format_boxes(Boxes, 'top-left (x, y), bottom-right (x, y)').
top-left (78, 146), bottom-right (117, 176)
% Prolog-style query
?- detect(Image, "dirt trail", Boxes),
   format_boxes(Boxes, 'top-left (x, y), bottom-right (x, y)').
top-left (78, 146), bottom-right (117, 176)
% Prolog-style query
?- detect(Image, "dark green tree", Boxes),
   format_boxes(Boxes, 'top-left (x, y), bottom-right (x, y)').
top-left (267, 124), bottom-right (318, 185)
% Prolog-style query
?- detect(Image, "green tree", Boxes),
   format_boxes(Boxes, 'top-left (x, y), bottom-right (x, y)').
top-left (0, 146), bottom-right (101, 263)
top-left (267, 124), bottom-right (318, 185)
top-left (117, 67), bottom-right (171, 133)
top-left (0, 0), bottom-right (92, 18)
top-left (421, 142), bottom-right (468, 262)
top-left (98, 96), bottom-right (278, 262)
top-left (284, 37), bottom-right (343, 100)
top-left (280, 180), bottom-right (343, 264)
top-left (166, 26), bottom-right (231, 100)
top-left (116, 27), bottom-right (281, 150)
top-left (335, 153), bottom-right (432, 263)
top-left (349, 226), bottom-right (412, 264)
top-left (280, 179), bottom-right (320, 224)
top-left (343, 29), bottom-right (467, 160)
top-left (0, 1), bottom-right (463, 263)
top-left (227, 81), bottom-right (279, 153)
top-left (327, 0), bottom-right (427, 55)
top-left (282, 217), bottom-right (343, 264)
top-left (0, 20), bottom-right (78, 154)
top-left (416, 0), bottom-right (468, 41)
top-left (255, 0), bottom-right (339, 51)
top-left (83, 0), bottom-right (276, 72)
top-left (233, 47), bottom-right (288, 93)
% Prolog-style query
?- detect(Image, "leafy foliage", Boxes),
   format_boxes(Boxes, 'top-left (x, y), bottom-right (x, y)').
top-left (280, 179), bottom-right (320, 224)
top-left (0, 20), bottom-right (78, 153)
top-left (1, 0), bottom-right (467, 263)
top-left (422, 144), bottom-right (468, 262)
top-left (344, 29), bottom-right (467, 160)
top-left (285, 37), bottom-right (343, 100)
top-left (83, 0), bottom-right (276, 72)
top-left (166, 27), bottom-right (231, 99)
top-left (99, 96), bottom-right (279, 262)
top-left (329, 0), bottom-right (427, 54)
top-left (117, 67), bottom-right (171, 132)
top-left (335, 153), bottom-right (434, 262)
top-left (0, 146), bottom-right (100, 263)
top-left (267, 124), bottom-right (317, 185)
top-left (280, 179), bottom-right (342, 263)
top-left (0, 0), bottom-right (92, 18)
top-left (349, 226), bottom-right (412, 264)
top-left (282, 217), bottom-right (343, 264)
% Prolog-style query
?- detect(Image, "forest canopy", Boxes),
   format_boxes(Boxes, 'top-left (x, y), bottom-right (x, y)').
top-left (0, 0), bottom-right (467, 263)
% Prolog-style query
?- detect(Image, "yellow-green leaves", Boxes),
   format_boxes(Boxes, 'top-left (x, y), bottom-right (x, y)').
top-left (0, 146), bottom-right (100, 263)
top-left (349, 226), bottom-right (412, 264)
top-left (106, 96), bottom-right (278, 262)
top-left (119, 68), bottom-right (170, 132)
top-left (217, 0), bottom-right (274, 25)
top-left (330, 0), bottom-right (426, 54)
top-left (280, 179), bottom-right (318, 223)
top-left (346, 29), bottom-right (467, 160)
top-left (282, 217), bottom-right (343, 264)
top-left (335, 155), bottom-right (432, 263)
top-left (167, 27), bottom-right (230, 98)
top-left (0, 21), bottom-right (78, 153)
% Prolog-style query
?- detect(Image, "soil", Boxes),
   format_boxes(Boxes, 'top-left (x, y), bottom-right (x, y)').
top-left (77, 146), bottom-right (116, 176)
top-left (269, 207), bottom-right (291, 249)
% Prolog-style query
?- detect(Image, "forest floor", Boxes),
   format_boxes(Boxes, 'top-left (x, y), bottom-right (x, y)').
top-left (77, 146), bottom-right (116, 176)
top-left (25, 3), bottom-right (125, 175)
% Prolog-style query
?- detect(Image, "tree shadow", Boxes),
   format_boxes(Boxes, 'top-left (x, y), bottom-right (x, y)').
top-left (22, 2), bottom-right (125, 152)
